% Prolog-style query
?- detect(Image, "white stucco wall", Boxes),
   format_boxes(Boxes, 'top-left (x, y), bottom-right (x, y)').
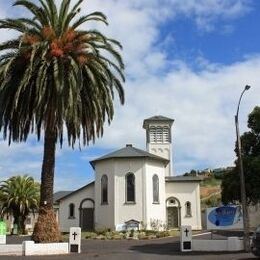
top-left (58, 183), bottom-right (94, 232)
top-left (94, 157), bottom-right (169, 230)
top-left (94, 161), bottom-right (115, 230)
top-left (145, 160), bottom-right (166, 229)
top-left (147, 143), bottom-right (172, 176)
top-left (114, 158), bottom-right (145, 228)
top-left (145, 121), bottom-right (173, 177)
top-left (165, 181), bottom-right (202, 230)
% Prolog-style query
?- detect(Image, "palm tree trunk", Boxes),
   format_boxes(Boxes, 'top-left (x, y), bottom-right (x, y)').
top-left (20, 216), bottom-right (26, 235)
top-left (13, 215), bottom-right (19, 235)
top-left (40, 128), bottom-right (56, 208)
top-left (33, 127), bottom-right (60, 242)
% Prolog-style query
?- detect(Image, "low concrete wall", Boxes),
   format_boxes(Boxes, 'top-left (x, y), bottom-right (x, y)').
top-left (0, 244), bottom-right (23, 255)
top-left (0, 242), bottom-right (69, 256)
top-left (23, 241), bottom-right (69, 256)
top-left (193, 237), bottom-right (244, 252)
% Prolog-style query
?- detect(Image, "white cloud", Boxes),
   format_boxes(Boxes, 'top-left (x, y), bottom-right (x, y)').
top-left (91, 55), bottom-right (260, 174)
top-left (170, 0), bottom-right (252, 32)
top-left (0, 0), bottom-right (258, 189)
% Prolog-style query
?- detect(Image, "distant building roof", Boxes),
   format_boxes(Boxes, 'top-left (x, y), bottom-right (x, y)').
top-left (165, 176), bottom-right (202, 182)
top-left (143, 115), bottom-right (174, 128)
top-left (53, 191), bottom-right (72, 204)
top-left (90, 144), bottom-right (169, 168)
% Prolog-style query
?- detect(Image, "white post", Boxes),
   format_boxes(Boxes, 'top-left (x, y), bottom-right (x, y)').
top-left (0, 221), bottom-right (7, 245)
top-left (180, 225), bottom-right (192, 252)
top-left (69, 227), bottom-right (81, 253)
top-left (23, 241), bottom-right (35, 256)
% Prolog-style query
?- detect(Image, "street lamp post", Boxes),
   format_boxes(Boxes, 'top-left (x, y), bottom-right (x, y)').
top-left (235, 84), bottom-right (251, 252)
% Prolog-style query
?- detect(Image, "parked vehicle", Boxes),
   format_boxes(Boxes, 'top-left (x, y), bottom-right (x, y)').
top-left (251, 225), bottom-right (260, 257)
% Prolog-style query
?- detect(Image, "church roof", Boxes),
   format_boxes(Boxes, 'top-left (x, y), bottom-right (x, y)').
top-left (55, 182), bottom-right (94, 202)
top-left (165, 176), bottom-right (202, 182)
top-left (53, 191), bottom-right (72, 204)
top-left (90, 144), bottom-right (169, 168)
top-left (143, 115), bottom-right (174, 128)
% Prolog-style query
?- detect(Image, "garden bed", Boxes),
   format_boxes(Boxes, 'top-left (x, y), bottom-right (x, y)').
top-left (63, 230), bottom-right (180, 241)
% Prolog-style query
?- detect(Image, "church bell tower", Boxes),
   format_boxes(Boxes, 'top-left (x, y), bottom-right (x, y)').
top-left (143, 115), bottom-right (174, 176)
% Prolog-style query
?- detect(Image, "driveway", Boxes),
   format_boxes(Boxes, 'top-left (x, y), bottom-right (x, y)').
top-left (2, 233), bottom-right (258, 260)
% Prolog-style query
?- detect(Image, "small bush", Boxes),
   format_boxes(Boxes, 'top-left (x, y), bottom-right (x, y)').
top-left (96, 234), bottom-right (106, 240)
top-left (85, 232), bottom-right (97, 239)
top-left (95, 228), bottom-right (110, 235)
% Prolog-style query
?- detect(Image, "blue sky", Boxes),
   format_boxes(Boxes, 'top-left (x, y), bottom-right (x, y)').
top-left (0, 0), bottom-right (260, 191)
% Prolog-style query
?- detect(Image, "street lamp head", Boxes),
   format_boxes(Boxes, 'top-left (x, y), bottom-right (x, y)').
top-left (245, 85), bottom-right (251, 91)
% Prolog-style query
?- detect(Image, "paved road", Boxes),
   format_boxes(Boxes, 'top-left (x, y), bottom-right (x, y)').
top-left (2, 232), bottom-right (258, 260)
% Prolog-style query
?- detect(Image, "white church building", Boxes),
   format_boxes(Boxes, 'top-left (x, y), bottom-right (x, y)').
top-left (57, 116), bottom-right (202, 232)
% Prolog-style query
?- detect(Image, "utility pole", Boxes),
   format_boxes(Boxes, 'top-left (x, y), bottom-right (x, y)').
top-left (235, 85), bottom-right (251, 252)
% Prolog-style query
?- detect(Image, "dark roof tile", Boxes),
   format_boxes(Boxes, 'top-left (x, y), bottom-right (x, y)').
top-left (90, 145), bottom-right (169, 168)
top-left (53, 191), bottom-right (72, 204)
top-left (54, 182), bottom-right (94, 202)
top-left (143, 115), bottom-right (174, 128)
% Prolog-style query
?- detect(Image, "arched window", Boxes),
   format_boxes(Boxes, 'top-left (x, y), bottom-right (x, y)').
top-left (185, 201), bottom-right (192, 217)
top-left (69, 203), bottom-right (75, 218)
top-left (126, 173), bottom-right (135, 203)
top-left (101, 175), bottom-right (108, 204)
top-left (153, 174), bottom-right (159, 203)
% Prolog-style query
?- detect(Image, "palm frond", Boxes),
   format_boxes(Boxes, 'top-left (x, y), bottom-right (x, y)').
top-left (13, 0), bottom-right (49, 26)
top-left (72, 12), bottom-right (108, 29)
top-left (0, 40), bottom-right (20, 52)
top-left (58, 0), bottom-right (71, 33)
top-left (0, 0), bottom-right (125, 147)
top-left (0, 19), bottom-right (28, 33)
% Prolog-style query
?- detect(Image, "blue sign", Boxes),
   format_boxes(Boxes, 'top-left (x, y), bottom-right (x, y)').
top-left (207, 206), bottom-right (243, 228)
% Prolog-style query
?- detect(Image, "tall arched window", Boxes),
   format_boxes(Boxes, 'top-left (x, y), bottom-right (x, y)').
top-left (101, 175), bottom-right (108, 204)
top-left (69, 203), bottom-right (75, 218)
top-left (126, 173), bottom-right (135, 203)
top-left (185, 201), bottom-right (192, 217)
top-left (153, 174), bottom-right (159, 203)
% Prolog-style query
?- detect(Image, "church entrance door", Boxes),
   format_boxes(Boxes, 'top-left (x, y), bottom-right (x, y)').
top-left (166, 197), bottom-right (181, 229)
top-left (167, 207), bottom-right (179, 228)
top-left (82, 208), bottom-right (94, 231)
top-left (79, 198), bottom-right (95, 231)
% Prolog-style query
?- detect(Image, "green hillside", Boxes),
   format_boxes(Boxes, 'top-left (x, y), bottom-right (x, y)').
top-left (200, 176), bottom-right (222, 210)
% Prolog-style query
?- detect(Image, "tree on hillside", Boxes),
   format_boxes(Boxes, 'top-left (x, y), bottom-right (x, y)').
top-left (222, 106), bottom-right (260, 205)
top-left (0, 0), bottom-right (124, 242)
top-left (0, 175), bottom-right (39, 234)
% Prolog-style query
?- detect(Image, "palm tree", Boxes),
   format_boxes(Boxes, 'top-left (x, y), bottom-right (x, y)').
top-left (0, 175), bottom-right (40, 234)
top-left (0, 0), bottom-right (124, 242)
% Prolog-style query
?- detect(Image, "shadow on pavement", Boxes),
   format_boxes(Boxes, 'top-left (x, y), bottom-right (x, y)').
top-left (239, 257), bottom-right (259, 260)
top-left (6, 235), bottom-right (31, 244)
top-left (129, 241), bottom-right (248, 256)
top-left (212, 230), bottom-right (244, 237)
